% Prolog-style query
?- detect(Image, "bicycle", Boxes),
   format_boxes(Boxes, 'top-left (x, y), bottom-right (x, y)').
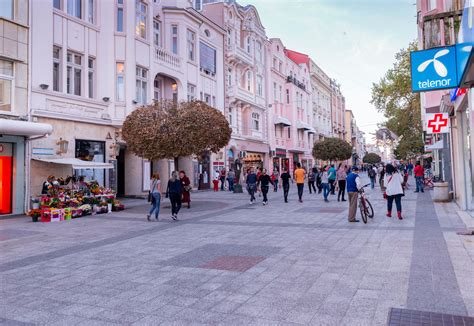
top-left (358, 184), bottom-right (374, 224)
top-left (424, 170), bottom-right (434, 188)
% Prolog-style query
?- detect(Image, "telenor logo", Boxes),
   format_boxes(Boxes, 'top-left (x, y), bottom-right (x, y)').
top-left (417, 49), bottom-right (449, 77)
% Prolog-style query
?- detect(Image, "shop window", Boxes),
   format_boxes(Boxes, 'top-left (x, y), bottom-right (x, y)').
top-left (0, 60), bottom-right (14, 112)
top-left (75, 140), bottom-right (105, 186)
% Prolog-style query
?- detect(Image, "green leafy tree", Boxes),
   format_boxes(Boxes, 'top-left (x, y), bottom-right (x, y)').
top-left (371, 41), bottom-right (424, 159)
top-left (363, 153), bottom-right (382, 164)
top-left (312, 137), bottom-right (352, 162)
top-left (122, 100), bottom-right (232, 169)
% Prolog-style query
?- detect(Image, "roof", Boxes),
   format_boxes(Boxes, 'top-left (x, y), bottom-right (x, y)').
top-left (284, 49), bottom-right (310, 67)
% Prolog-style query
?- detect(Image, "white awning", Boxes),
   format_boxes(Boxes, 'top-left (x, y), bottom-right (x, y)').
top-left (0, 119), bottom-right (53, 137)
top-left (33, 158), bottom-right (114, 169)
top-left (425, 140), bottom-right (444, 151)
top-left (274, 116), bottom-right (291, 126)
top-left (296, 121), bottom-right (315, 133)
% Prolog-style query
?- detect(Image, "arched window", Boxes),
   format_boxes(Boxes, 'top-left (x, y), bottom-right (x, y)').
top-left (252, 112), bottom-right (260, 131)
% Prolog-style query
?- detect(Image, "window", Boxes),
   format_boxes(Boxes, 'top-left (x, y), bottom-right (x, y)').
top-left (116, 62), bottom-right (125, 101)
top-left (88, 57), bottom-right (94, 98)
top-left (66, 51), bottom-right (82, 96)
top-left (227, 29), bottom-right (232, 46)
top-left (67, 0), bottom-right (82, 19)
top-left (135, 66), bottom-right (147, 105)
top-left (53, 46), bottom-right (61, 92)
top-left (194, 0), bottom-right (202, 10)
top-left (187, 84), bottom-right (196, 101)
top-left (0, 60), bottom-right (13, 112)
top-left (153, 78), bottom-right (161, 100)
top-left (53, 0), bottom-right (61, 10)
top-left (286, 89), bottom-right (290, 104)
top-left (75, 140), bottom-right (106, 186)
top-left (228, 68), bottom-right (232, 87)
top-left (135, 0), bottom-right (147, 39)
top-left (252, 112), bottom-right (260, 131)
top-left (256, 41), bottom-right (263, 62)
top-left (212, 96), bottom-right (216, 108)
top-left (117, 0), bottom-right (124, 32)
top-left (87, 0), bottom-right (94, 23)
top-left (273, 82), bottom-right (277, 101)
top-left (153, 20), bottom-right (161, 47)
top-left (200, 42), bottom-right (216, 74)
top-left (273, 58), bottom-right (277, 68)
top-left (228, 107), bottom-right (233, 126)
top-left (187, 30), bottom-right (196, 61)
top-left (279, 62), bottom-right (282, 72)
top-left (246, 37), bottom-right (251, 54)
top-left (288, 128), bottom-right (291, 139)
top-left (204, 93), bottom-right (211, 105)
top-left (427, 0), bottom-right (436, 10)
top-left (256, 75), bottom-right (263, 97)
top-left (247, 71), bottom-right (252, 92)
top-left (171, 25), bottom-right (178, 54)
top-left (279, 85), bottom-right (283, 102)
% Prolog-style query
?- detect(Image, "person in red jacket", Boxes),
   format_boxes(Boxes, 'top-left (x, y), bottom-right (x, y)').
top-left (414, 161), bottom-right (424, 193)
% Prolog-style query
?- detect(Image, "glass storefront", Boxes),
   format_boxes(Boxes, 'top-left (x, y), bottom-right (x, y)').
top-left (75, 140), bottom-right (106, 186)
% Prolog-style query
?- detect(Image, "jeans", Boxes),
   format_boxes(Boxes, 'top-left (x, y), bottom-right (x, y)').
top-left (283, 183), bottom-right (289, 202)
top-left (227, 178), bottom-right (234, 191)
top-left (248, 183), bottom-right (256, 202)
top-left (308, 181), bottom-right (316, 194)
top-left (370, 177), bottom-right (376, 189)
top-left (338, 180), bottom-right (346, 201)
top-left (262, 185), bottom-right (269, 203)
top-left (322, 183), bottom-right (330, 200)
top-left (387, 194), bottom-right (402, 212)
top-left (149, 192), bottom-right (161, 218)
top-left (169, 193), bottom-right (182, 215)
top-left (415, 176), bottom-right (424, 192)
top-left (273, 180), bottom-right (278, 192)
top-left (297, 183), bottom-right (304, 201)
top-left (220, 177), bottom-right (225, 190)
top-left (329, 179), bottom-right (336, 194)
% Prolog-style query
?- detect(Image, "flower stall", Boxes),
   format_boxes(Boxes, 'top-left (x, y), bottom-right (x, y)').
top-left (29, 158), bottom-right (125, 222)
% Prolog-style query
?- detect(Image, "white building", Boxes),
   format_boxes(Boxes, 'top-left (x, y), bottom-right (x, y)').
top-left (29, 0), bottom-right (225, 196)
top-left (309, 60), bottom-right (332, 140)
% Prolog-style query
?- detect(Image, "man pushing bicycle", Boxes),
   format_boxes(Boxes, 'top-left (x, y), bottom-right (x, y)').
top-left (347, 166), bottom-right (362, 223)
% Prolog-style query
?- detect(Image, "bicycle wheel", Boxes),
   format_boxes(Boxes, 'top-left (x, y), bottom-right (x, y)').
top-left (365, 199), bottom-right (374, 218)
top-left (359, 199), bottom-right (368, 224)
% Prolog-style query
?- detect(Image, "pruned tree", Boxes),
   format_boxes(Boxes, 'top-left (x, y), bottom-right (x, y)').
top-left (312, 137), bottom-right (353, 162)
top-left (122, 100), bottom-right (232, 169)
top-left (363, 153), bottom-right (382, 164)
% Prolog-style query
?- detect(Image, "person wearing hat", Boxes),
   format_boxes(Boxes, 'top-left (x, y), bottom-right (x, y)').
top-left (346, 166), bottom-right (362, 222)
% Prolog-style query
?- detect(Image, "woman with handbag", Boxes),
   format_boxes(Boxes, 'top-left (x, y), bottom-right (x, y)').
top-left (147, 173), bottom-right (161, 221)
top-left (179, 170), bottom-right (191, 209)
top-left (383, 164), bottom-right (404, 220)
top-left (166, 171), bottom-right (183, 221)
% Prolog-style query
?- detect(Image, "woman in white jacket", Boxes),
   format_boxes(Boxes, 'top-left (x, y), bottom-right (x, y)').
top-left (383, 164), bottom-right (404, 220)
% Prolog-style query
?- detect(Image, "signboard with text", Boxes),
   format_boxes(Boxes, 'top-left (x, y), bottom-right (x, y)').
top-left (411, 46), bottom-right (458, 92)
top-left (425, 113), bottom-right (450, 134)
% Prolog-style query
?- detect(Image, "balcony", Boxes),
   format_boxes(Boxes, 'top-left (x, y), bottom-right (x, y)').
top-left (286, 76), bottom-right (306, 91)
top-left (155, 46), bottom-right (181, 70)
top-left (227, 44), bottom-right (253, 66)
top-left (227, 85), bottom-right (255, 105)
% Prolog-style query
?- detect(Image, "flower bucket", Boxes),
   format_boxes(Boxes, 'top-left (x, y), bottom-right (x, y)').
top-left (107, 203), bottom-right (112, 213)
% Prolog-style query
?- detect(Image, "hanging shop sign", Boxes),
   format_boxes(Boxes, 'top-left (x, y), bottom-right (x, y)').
top-left (425, 113), bottom-right (450, 134)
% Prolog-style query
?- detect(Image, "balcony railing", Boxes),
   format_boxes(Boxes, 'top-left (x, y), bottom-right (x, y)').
top-left (155, 46), bottom-right (181, 68)
top-left (286, 76), bottom-right (306, 91)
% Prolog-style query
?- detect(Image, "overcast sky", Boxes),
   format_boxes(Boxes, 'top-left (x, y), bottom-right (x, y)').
top-left (240, 0), bottom-right (417, 143)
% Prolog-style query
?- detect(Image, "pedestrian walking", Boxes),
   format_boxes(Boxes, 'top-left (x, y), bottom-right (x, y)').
top-left (179, 170), bottom-right (191, 209)
top-left (272, 168), bottom-right (279, 192)
top-left (337, 163), bottom-right (347, 202)
top-left (308, 168), bottom-right (317, 194)
top-left (368, 165), bottom-right (377, 189)
top-left (256, 167), bottom-right (262, 197)
top-left (280, 168), bottom-right (291, 203)
top-left (246, 167), bottom-right (258, 204)
top-left (227, 169), bottom-right (235, 192)
top-left (166, 171), bottom-right (182, 220)
top-left (321, 165), bottom-right (330, 202)
top-left (384, 164), bottom-right (404, 220)
top-left (378, 164), bottom-right (385, 189)
top-left (328, 164), bottom-right (337, 195)
top-left (147, 173), bottom-right (161, 221)
top-left (259, 169), bottom-right (274, 205)
top-left (346, 166), bottom-right (362, 222)
top-left (414, 161), bottom-right (425, 193)
top-left (294, 163), bottom-right (306, 203)
top-left (315, 167), bottom-right (322, 193)
top-left (220, 169), bottom-right (226, 191)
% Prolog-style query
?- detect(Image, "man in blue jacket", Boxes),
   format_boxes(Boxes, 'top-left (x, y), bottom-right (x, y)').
top-left (346, 166), bottom-right (361, 222)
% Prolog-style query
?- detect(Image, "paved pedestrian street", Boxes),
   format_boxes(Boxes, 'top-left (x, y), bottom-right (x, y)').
top-left (1, 176), bottom-right (473, 325)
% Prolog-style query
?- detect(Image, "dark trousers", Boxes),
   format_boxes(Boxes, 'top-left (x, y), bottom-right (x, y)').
top-left (262, 186), bottom-right (269, 203)
top-left (329, 179), bottom-right (336, 194)
top-left (248, 183), bottom-right (256, 201)
top-left (317, 177), bottom-right (322, 192)
top-left (283, 183), bottom-right (289, 202)
top-left (297, 183), bottom-right (304, 201)
top-left (220, 177), bottom-right (225, 190)
top-left (169, 193), bottom-right (182, 215)
top-left (227, 178), bottom-right (234, 191)
top-left (338, 180), bottom-right (346, 201)
top-left (273, 180), bottom-right (278, 192)
top-left (308, 181), bottom-right (316, 194)
top-left (387, 194), bottom-right (402, 212)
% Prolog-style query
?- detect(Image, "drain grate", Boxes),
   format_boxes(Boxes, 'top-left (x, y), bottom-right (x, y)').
top-left (387, 308), bottom-right (474, 326)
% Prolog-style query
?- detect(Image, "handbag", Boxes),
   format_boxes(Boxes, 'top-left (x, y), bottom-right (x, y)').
top-left (147, 191), bottom-right (152, 202)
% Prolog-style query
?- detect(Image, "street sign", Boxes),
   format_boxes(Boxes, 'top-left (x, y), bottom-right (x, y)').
top-left (410, 46), bottom-right (458, 92)
top-left (425, 113), bottom-right (450, 134)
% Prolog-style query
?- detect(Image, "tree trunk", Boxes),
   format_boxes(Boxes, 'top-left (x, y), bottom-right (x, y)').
top-left (174, 157), bottom-right (179, 172)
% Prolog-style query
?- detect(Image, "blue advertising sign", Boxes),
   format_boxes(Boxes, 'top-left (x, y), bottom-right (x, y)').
top-left (410, 46), bottom-right (458, 92)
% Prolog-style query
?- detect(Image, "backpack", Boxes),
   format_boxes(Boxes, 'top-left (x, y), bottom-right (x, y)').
top-left (368, 169), bottom-right (376, 178)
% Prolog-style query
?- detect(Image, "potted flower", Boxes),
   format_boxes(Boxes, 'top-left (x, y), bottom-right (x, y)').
top-left (28, 209), bottom-right (42, 222)
top-left (106, 197), bottom-right (114, 213)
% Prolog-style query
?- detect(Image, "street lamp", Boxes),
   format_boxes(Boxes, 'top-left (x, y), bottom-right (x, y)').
top-left (56, 138), bottom-right (69, 155)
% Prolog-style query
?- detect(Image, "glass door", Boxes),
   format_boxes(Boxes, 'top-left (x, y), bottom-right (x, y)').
top-left (0, 143), bottom-right (13, 214)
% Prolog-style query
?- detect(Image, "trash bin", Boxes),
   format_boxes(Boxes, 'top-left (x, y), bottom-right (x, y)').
top-left (433, 182), bottom-right (450, 202)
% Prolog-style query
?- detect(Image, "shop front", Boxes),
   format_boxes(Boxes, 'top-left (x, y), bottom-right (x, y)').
top-left (272, 148), bottom-right (288, 172)
top-left (242, 152), bottom-right (264, 172)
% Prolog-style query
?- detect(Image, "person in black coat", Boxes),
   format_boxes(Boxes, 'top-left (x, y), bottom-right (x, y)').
top-left (166, 171), bottom-right (183, 220)
top-left (258, 168), bottom-right (274, 205)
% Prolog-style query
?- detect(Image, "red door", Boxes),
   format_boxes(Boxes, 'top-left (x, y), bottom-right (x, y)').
top-left (0, 155), bottom-right (12, 214)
